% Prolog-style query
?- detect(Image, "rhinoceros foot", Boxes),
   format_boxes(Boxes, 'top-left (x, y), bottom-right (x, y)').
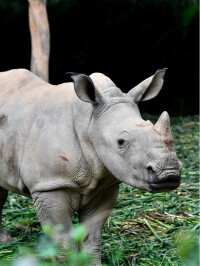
top-left (0, 231), bottom-right (14, 243)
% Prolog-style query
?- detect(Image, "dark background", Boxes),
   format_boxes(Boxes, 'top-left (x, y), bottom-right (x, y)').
top-left (0, 0), bottom-right (198, 116)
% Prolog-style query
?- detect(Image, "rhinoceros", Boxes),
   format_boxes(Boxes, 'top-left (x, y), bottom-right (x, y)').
top-left (0, 68), bottom-right (181, 264)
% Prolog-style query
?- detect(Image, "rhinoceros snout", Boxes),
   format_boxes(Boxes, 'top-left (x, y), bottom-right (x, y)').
top-left (147, 166), bottom-right (181, 192)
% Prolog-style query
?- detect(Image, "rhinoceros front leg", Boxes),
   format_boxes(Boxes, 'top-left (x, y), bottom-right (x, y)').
top-left (0, 187), bottom-right (14, 243)
top-left (32, 189), bottom-right (74, 245)
top-left (79, 184), bottom-right (119, 266)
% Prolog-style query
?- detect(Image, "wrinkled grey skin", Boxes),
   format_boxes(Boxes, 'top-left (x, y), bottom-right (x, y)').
top-left (0, 69), bottom-right (181, 265)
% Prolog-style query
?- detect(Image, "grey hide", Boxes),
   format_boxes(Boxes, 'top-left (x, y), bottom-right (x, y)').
top-left (0, 69), bottom-right (181, 265)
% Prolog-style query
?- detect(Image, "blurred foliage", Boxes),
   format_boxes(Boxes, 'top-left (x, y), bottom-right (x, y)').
top-left (9, 223), bottom-right (92, 266)
top-left (0, 115), bottom-right (199, 265)
top-left (0, 0), bottom-right (28, 14)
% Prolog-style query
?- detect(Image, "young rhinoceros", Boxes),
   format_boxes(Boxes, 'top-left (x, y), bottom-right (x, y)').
top-left (0, 68), bottom-right (181, 265)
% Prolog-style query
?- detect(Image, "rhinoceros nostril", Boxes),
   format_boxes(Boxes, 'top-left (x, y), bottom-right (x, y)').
top-left (147, 166), bottom-right (154, 173)
top-left (147, 166), bottom-right (157, 183)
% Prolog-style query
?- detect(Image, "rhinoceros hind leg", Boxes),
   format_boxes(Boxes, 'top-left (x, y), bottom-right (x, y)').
top-left (0, 187), bottom-right (14, 243)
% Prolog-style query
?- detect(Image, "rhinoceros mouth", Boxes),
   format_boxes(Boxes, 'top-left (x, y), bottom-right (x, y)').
top-left (149, 175), bottom-right (181, 192)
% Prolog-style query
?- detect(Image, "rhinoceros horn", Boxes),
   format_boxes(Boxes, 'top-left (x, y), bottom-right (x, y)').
top-left (154, 112), bottom-right (173, 150)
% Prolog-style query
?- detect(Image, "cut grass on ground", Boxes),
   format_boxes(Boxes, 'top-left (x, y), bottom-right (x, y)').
top-left (0, 115), bottom-right (199, 265)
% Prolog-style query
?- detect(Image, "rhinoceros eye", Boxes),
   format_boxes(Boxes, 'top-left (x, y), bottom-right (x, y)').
top-left (117, 131), bottom-right (130, 151)
top-left (118, 139), bottom-right (125, 146)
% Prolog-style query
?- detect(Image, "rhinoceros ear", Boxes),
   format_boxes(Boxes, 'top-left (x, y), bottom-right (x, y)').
top-left (128, 68), bottom-right (167, 102)
top-left (66, 72), bottom-right (105, 105)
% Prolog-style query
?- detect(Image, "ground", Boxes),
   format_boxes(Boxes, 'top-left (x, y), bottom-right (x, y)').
top-left (0, 115), bottom-right (199, 266)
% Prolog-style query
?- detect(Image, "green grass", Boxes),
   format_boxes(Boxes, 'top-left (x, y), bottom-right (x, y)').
top-left (0, 115), bottom-right (199, 265)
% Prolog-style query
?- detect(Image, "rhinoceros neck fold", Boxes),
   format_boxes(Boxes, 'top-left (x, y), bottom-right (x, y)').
top-left (72, 97), bottom-right (110, 190)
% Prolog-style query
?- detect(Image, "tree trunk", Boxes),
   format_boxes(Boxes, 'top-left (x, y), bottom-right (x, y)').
top-left (28, 0), bottom-right (50, 82)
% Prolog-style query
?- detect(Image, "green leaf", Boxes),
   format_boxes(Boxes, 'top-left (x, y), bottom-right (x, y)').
top-left (70, 224), bottom-right (86, 244)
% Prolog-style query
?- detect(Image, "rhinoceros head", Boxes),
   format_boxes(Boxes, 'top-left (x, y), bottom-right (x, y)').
top-left (70, 69), bottom-right (181, 192)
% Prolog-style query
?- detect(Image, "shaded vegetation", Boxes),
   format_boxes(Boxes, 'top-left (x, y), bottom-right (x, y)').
top-left (0, 115), bottom-right (199, 265)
